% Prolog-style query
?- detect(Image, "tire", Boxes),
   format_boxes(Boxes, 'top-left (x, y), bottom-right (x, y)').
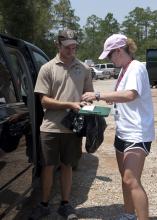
top-left (114, 75), bottom-right (118, 79)
top-left (106, 72), bottom-right (111, 79)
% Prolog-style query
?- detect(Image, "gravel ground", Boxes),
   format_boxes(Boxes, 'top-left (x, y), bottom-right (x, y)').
top-left (3, 79), bottom-right (157, 220)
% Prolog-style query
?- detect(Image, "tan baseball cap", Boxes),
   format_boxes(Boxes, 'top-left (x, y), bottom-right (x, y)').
top-left (58, 29), bottom-right (78, 46)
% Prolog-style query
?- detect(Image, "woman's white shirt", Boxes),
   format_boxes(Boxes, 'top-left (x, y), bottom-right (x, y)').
top-left (115, 60), bottom-right (155, 142)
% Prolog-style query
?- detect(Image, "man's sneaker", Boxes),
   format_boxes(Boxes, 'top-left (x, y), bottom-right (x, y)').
top-left (57, 203), bottom-right (78, 220)
top-left (28, 203), bottom-right (51, 220)
top-left (116, 213), bottom-right (137, 220)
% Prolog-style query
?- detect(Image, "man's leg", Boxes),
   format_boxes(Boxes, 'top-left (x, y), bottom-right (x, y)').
top-left (29, 131), bottom-right (59, 219)
top-left (41, 165), bottom-right (55, 202)
top-left (58, 163), bottom-right (77, 219)
top-left (59, 133), bottom-right (82, 201)
top-left (60, 163), bottom-right (72, 201)
top-left (29, 165), bottom-right (54, 220)
top-left (57, 133), bottom-right (81, 219)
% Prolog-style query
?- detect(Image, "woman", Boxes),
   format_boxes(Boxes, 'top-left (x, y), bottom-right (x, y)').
top-left (82, 34), bottom-right (155, 220)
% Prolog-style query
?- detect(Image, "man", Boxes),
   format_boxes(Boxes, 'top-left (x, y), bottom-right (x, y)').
top-left (29, 29), bottom-right (93, 220)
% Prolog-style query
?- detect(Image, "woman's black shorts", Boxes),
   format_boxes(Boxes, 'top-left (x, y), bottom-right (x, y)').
top-left (114, 136), bottom-right (152, 155)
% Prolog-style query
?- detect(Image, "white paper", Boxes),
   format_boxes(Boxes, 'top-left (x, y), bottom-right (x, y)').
top-left (81, 105), bottom-right (95, 111)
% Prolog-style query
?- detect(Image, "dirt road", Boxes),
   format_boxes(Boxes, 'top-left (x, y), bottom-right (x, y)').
top-left (3, 79), bottom-right (157, 220)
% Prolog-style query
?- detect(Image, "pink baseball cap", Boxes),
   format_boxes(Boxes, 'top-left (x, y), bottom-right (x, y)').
top-left (99, 34), bottom-right (127, 59)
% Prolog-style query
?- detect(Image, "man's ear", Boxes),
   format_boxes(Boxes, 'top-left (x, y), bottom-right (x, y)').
top-left (54, 39), bottom-right (60, 49)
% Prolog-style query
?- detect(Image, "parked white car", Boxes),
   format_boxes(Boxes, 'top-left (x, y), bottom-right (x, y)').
top-left (90, 66), bottom-right (106, 80)
top-left (95, 63), bottom-right (116, 78)
top-left (90, 63), bottom-right (113, 80)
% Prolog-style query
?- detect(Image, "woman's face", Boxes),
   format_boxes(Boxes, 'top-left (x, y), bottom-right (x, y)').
top-left (107, 48), bottom-right (122, 68)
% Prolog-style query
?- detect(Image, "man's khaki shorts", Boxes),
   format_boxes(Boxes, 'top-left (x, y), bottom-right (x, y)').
top-left (40, 132), bottom-right (82, 166)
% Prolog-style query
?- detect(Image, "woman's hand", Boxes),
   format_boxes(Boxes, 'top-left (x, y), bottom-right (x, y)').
top-left (82, 92), bottom-right (96, 102)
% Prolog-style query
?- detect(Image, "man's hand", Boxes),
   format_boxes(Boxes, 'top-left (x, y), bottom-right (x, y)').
top-left (69, 101), bottom-right (92, 111)
top-left (80, 101), bottom-right (90, 107)
top-left (69, 102), bottom-right (82, 111)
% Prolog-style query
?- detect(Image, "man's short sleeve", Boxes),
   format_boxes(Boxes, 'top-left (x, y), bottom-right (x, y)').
top-left (34, 64), bottom-right (51, 96)
top-left (83, 67), bottom-right (94, 92)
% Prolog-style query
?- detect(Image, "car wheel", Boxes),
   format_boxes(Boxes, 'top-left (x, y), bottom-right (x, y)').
top-left (114, 75), bottom-right (118, 79)
top-left (106, 72), bottom-right (111, 79)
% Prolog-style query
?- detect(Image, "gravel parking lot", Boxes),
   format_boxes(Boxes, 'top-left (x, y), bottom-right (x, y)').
top-left (3, 79), bottom-right (157, 220)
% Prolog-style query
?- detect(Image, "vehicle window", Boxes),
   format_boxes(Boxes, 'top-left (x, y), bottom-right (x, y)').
top-left (147, 50), bottom-right (157, 62)
top-left (9, 53), bottom-right (29, 104)
top-left (32, 51), bottom-right (48, 71)
top-left (95, 65), bottom-right (99, 69)
top-left (0, 54), bottom-right (16, 104)
top-left (100, 65), bottom-right (106, 69)
top-left (106, 63), bottom-right (114, 68)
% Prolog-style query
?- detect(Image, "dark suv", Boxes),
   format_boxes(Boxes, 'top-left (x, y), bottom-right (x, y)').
top-left (146, 49), bottom-right (157, 87)
top-left (0, 34), bottom-right (49, 218)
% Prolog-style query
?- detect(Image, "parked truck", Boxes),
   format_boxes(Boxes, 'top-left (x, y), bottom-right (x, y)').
top-left (146, 49), bottom-right (157, 88)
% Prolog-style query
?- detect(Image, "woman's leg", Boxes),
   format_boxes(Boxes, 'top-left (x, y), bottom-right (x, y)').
top-left (116, 150), bottom-right (135, 214)
top-left (117, 149), bottom-right (148, 220)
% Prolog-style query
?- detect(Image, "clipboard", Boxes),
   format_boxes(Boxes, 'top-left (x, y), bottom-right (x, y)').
top-left (79, 106), bottom-right (111, 117)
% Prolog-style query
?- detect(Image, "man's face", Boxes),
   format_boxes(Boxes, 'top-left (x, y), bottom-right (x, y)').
top-left (59, 43), bottom-right (77, 60)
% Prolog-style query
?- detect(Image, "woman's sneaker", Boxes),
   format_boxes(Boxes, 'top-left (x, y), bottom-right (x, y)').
top-left (116, 213), bottom-right (137, 220)
top-left (28, 203), bottom-right (51, 220)
top-left (57, 203), bottom-right (78, 220)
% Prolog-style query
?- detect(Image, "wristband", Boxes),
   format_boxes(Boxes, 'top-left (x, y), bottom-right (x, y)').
top-left (95, 91), bottom-right (100, 101)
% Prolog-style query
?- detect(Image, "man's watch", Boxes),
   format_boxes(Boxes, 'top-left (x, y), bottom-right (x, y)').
top-left (95, 91), bottom-right (100, 101)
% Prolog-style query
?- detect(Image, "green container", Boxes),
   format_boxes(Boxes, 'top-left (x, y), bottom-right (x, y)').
top-left (79, 106), bottom-right (111, 117)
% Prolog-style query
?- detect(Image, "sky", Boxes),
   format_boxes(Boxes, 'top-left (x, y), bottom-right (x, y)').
top-left (70, 0), bottom-right (157, 27)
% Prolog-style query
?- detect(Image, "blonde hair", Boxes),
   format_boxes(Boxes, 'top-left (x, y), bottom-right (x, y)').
top-left (124, 38), bottom-right (137, 57)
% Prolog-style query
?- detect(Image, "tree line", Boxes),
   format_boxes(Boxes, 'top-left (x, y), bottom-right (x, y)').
top-left (0, 0), bottom-right (157, 63)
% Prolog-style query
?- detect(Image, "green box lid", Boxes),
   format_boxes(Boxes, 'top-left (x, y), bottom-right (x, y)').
top-left (79, 106), bottom-right (111, 117)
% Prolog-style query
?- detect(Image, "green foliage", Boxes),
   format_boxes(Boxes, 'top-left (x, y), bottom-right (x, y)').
top-left (52, 0), bottom-right (80, 30)
top-left (0, 2), bottom-right (157, 61)
top-left (78, 13), bottom-right (120, 63)
top-left (121, 7), bottom-right (157, 61)
top-left (0, 0), bottom-right (53, 44)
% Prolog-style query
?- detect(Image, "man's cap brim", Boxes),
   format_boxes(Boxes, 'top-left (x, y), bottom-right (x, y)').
top-left (61, 39), bottom-right (78, 46)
